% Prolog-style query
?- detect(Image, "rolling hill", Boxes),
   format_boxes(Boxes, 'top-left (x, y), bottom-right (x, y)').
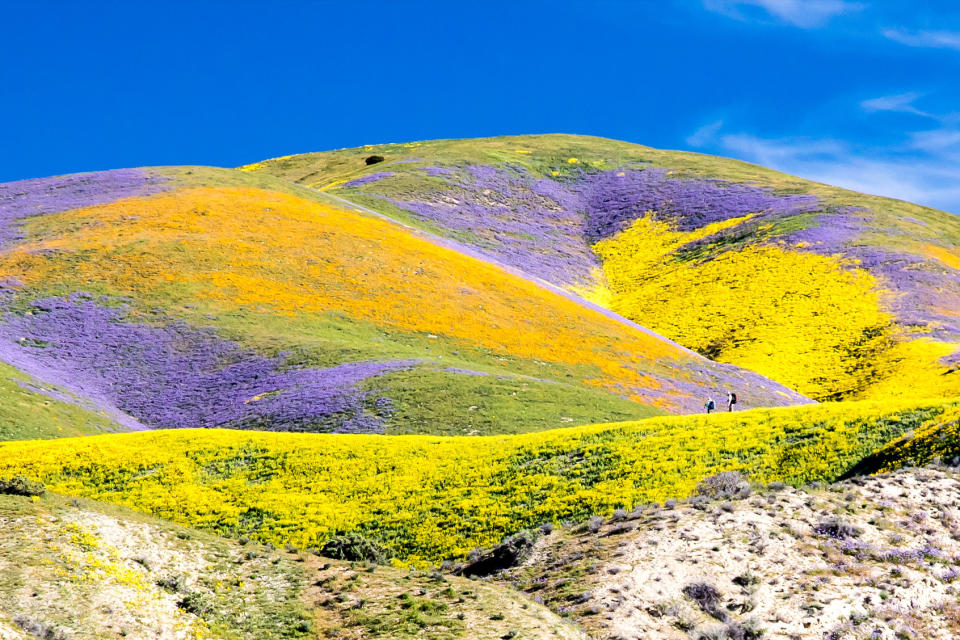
top-left (0, 159), bottom-right (808, 438)
top-left (243, 134), bottom-right (960, 403)
top-left (0, 489), bottom-right (581, 640)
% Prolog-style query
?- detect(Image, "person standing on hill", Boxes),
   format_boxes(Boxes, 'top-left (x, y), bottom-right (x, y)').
top-left (704, 398), bottom-right (716, 414)
top-left (727, 391), bottom-right (737, 412)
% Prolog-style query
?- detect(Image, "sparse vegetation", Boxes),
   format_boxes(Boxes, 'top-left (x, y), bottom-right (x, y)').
top-left (499, 467), bottom-right (960, 640)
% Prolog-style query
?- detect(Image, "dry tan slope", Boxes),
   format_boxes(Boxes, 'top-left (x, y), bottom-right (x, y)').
top-left (304, 557), bottom-right (585, 640)
top-left (0, 492), bottom-right (309, 639)
top-left (500, 468), bottom-right (960, 640)
top-left (0, 617), bottom-right (29, 640)
top-left (0, 491), bottom-right (582, 640)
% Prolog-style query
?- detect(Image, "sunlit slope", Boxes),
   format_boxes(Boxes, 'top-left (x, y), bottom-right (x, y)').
top-left (845, 403), bottom-right (960, 474)
top-left (0, 490), bottom-right (582, 640)
top-left (244, 134), bottom-right (960, 402)
top-left (1, 398), bottom-right (953, 565)
top-left (0, 361), bottom-right (128, 440)
top-left (0, 167), bottom-right (805, 436)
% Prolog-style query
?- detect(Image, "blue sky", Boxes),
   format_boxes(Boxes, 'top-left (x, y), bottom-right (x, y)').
top-left (2, 1), bottom-right (959, 213)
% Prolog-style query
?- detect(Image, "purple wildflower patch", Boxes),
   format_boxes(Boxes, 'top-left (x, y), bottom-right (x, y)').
top-left (341, 172), bottom-right (394, 188)
top-left (788, 207), bottom-right (868, 252)
top-left (383, 165), bottom-right (820, 288)
top-left (0, 169), bottom-right (170, 250)
top-left (790, 208), bottom-right (960, 342)
top-left (0, 295), bottom-right (416, 433)
top-left (568, 168), bottom-right (820, 239)
top-left (388, 165), bottom-right (600, 287)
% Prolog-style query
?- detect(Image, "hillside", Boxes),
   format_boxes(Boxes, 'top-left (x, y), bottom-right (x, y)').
top-left (1, 398), bottom-right (955, 566)
top-left (0, 489), bottom-right (581, 640)
top-left (0, 164), bottom-right (808, 438)
top-left (496, 466), bottom-right (960, 639)
top-left (5, 456), bottom-right (958, 639)
top-left (243, 134), bottom-right (960, 402)
top-left (0, 361), bottom-right (124, 440)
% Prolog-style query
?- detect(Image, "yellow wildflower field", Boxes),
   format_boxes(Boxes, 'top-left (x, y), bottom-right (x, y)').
top-left (0, 397), bottom-right (953, 565)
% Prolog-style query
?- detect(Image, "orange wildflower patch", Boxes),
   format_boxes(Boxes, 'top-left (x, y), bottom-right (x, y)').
top-left (0, 186), bottom-right (728, 409)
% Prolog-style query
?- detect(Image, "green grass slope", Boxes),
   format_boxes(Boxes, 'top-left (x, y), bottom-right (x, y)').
top-left (0, 362), bottom-right (127, 440)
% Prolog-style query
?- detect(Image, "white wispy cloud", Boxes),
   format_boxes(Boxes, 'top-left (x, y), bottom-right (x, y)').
top-left (908, 128), bottom-right (960, 153)
top-left (702, 0), bottom-right (863, 27)
top-left (686, 120), bottom-right (724, 147)
top-left (883, 28), bottom-right (960, 51)
top-left (686, 123), bottom-right (960, 213)
top-left (860, 92), bottom-right (934, 118)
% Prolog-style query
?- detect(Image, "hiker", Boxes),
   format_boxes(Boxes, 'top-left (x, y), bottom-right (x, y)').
top-left (704, 398), bottom-right (716, 414)
top-left (727, 391), bottom-right (737, 412)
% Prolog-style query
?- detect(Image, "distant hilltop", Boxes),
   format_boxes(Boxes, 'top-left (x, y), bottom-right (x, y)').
top-left (244, 134), bottom-right (960, 403)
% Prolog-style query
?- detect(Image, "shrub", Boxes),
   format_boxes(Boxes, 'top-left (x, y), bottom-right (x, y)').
top-left (13, 616), bottom-right (67, 640)
top-left (178, 591), bottom-right (212, 615)
top-left (571, 590), bottom-right (594, 604)
top-left (587, 515), bottom-right (604, 533)
top-left (732, 571), bottom-right (760, 587)
top-left (690, 495), bottom-right (711, 510)
top-left (365, 155), bottom-right (385, 165)
top-left (456, 530), bottom-right (536, 577)
top-left (814, 518), bottom-right (862, 540)
top-left (156, 574), bottom-right (185, 592)
top-left (683, 582), bottom-right (726, 620)
top-left (726, 620), bottom-right (765, 640)
top-left (607, 521), bottom-right (638, 536)
top-left (0, 475), bottom-right (45, 497)
top-left (321, 532), bottom-right (389, 564)
top-left (694, 471), bottom-right (751, 500)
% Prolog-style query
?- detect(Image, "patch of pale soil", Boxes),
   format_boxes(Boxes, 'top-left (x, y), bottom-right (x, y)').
top-left (0, 503), bottom-right (206, 639)
top-left (505, 468), bottom-right (960, 640)
top-left (0, 494), bottom-right (308, 639)
top-left (0, 617), bottom-right (29, 640)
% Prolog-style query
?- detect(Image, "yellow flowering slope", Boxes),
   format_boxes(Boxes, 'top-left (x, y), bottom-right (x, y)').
top-left (0, 398), bottom-right (952, 565)
top-left (848, 403), bottom-right (960, 474)
top-left (593, 215), bottom-right (908, 401)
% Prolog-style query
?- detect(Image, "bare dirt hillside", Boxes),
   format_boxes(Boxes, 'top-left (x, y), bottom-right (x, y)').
top-left (500, 467), bottom-right (960, 640)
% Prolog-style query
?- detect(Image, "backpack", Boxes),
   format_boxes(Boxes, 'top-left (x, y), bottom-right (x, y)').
top-left (730, 393), bottom-right (737, 404)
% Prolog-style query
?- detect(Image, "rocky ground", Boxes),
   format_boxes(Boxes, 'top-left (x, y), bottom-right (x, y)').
top-left (500, 468), bottom-right (960, 640)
